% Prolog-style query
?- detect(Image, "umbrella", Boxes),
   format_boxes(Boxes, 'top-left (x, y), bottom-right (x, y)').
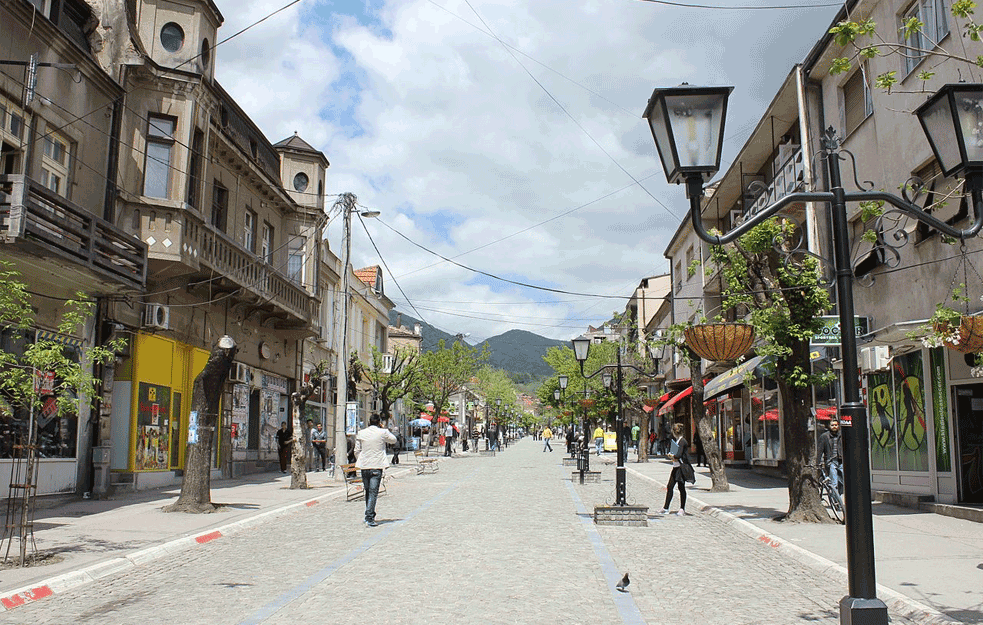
top-left (437, 416), bottom-right (450, 423)
top-left (409, 418), bottom-right (432, 427)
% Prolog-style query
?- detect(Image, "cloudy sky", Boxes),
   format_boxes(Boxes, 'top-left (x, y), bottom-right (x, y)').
top-left (216, 0), bottom-right (842, 342)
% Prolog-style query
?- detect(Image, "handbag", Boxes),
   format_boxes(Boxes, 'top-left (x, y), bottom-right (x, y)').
top-left (680, 461), bottom-right (696, 484)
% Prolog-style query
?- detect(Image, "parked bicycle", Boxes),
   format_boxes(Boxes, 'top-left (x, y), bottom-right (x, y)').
top-left (809, 464), bottom-right (844, 523)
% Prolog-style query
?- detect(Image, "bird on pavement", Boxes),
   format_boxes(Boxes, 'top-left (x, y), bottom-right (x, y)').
top-left (616, 572), bottom-right (630, 592)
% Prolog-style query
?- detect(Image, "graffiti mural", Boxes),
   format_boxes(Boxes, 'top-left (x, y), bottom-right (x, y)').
top-left (894, 352), bottom-right (928, 472)
top-left (260, 389), bottom-right (280, 452)
top-left (868, 370), bottom-right (896, 471)
top-left (231, 384), bottom-right (249, 451)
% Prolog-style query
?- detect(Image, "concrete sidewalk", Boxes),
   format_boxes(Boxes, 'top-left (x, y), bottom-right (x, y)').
top-left (0, 465), bottom-right (422, 609)
top-left (617, 453), bottom-right (983, 625)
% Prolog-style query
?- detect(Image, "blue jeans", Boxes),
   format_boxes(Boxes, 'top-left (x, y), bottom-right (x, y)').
top-left (595, 438), bottom-right (603, 455)
top-left (826, 460), bottom-right (842, 494)
top-left (361, 469), bottom-right (383, 522)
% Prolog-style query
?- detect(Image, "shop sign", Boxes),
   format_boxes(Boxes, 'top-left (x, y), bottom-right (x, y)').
top-left (262, 373), bottom-right (288, 394)
top-left (188, 410), bottom-right (199, 445)
top-left (811, 316), bottom-right (869, 346)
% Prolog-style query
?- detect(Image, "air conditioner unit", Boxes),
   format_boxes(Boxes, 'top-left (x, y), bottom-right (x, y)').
top-left (860, 346), bottom-right (890, 373)
top-left (143, 304), bottom-right (169, 330)
top-left (229, 362), bottom-right (251, 384)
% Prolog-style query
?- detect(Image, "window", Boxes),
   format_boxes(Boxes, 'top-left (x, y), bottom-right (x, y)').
top-left (40, 132), bottom-right (70, 197)
top-left (293, 172), bottom-right (309, 192)
top-left (211, 183), bottom-right (227, 232)
top-left (244, 208), bottom-right (257, 252)
top-left (261, 223), bottom-right (274, 264)
top-left (160, 22), bottom-right (185, 53)
top-left (144, 115), bottom-right (176, 198)
top-left (0, 95), bottom-right (25, 143)
top-left (201, 39), bottom-right (211, 70)
top-left (914, 160), bottom-right (968, 243)
top-left (902, 0), bottom-right (950, 75)
top-left (187, 128), bottom-right (203, 209)
top-left (287, 235), bottom-right (307, 284)
top-left (674, 261), bottom-right (682, 293)
top-left (843, 68), bottom-right (873, 136)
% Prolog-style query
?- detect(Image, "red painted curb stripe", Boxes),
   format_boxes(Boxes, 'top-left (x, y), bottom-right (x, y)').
top-left (1, 585), bottom-right (53, 609)
top-left (306, 500), bottom-right (319, 507)
top-left (758, 535), bottom-right (781, 548)
top-left (196, 531), bottom-right (222, 544)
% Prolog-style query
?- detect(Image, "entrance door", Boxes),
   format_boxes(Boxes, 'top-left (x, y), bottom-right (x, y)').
top-left (953, 383), bottom-right (983, 504)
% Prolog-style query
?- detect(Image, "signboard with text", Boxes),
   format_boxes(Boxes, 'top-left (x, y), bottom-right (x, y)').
top-left (811, 316), bottom-right (870, 346)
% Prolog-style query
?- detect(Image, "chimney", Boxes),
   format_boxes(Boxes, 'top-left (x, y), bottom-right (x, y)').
top-left (396, 313), bottom-right (402, 329)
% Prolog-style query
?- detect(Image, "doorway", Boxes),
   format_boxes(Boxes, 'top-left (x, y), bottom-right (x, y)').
top-left (953, 383), bottom-right (983, 504)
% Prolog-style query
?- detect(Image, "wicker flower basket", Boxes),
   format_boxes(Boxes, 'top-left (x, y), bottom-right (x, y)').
top-left (934, 315), bottom-right (983, 354)
top-left (684, 323), bottom-right (755, 362)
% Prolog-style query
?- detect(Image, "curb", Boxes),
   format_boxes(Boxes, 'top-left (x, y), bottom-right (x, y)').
top-left (627, 468), bottom-right (961, 625)
top-left (0, 465), bottom-right (420, 612)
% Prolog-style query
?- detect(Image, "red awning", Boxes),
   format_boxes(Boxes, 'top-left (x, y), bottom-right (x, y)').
top-left (815, 407), bottom-right (836, 421)
top-left (658, 392), bottom-right (673, 402)
top-left (658, 386), bottom-right (693, 416)
top-left (643, 404), bottom-right (655, 413)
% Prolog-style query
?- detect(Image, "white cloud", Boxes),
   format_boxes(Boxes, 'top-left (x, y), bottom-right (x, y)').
top-left (216, 0), bottom-right (841, 342)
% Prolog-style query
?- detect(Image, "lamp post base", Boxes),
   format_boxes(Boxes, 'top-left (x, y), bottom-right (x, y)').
top-left (839, 596), bottom-right (888, 625)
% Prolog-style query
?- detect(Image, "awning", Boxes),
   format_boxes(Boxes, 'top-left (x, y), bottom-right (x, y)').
top-left (658, 386), bottom-right (693, 416)
top-left (703, 355), bottom-right (772, 399)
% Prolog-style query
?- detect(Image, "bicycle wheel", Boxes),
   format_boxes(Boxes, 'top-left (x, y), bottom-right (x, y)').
top-left (824, 486), bottom-right (844, 524)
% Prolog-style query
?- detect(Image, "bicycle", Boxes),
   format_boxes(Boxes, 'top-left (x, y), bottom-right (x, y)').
top-left (809, 464), bottom-right (844, 524)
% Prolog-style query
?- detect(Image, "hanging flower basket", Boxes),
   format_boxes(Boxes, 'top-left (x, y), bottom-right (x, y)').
top-left (933, 315), bottom-right (983, 354)
top-left (643, 398), bottom-right (660, 408)
top-left (684, 323), bottom-right (755, 362)
top-left (580, 399), bottom-right (596, 408)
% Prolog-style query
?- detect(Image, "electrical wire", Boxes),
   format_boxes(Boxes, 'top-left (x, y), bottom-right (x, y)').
top-left (356, 214), bottom-right (430, 327)
top-left (633, 0), bottom-right (841, 8)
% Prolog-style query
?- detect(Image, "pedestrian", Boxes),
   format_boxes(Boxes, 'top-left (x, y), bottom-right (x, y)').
top-left (444, 421), bottom-right (455, 457)
top-left (392, 431), bottom-right (404, 465)
top-left (631, 423), bottom-right (641, 452)
top-left (488, 423), bottom-right (499, 451)
top-left (818, 418), bottom-right (843, 493)
top-left (566, 428), bottom-right (575, 454)
top-left (694, 430), bottom-right (707, 467)
top-left (311, 422), bottom-right (327, 471)
top-left (542, 425), bottom-right (553, 452)
top-left (354, 413), bottom-right (397, 527)
top-left (661, 423), bottom-right (694, 516)
top-left (649, 431), bottom-right (657, 455)
top-left (276, 421), bottom-right (292, 473)
top-left (593, 425), bottom-right (605, 455)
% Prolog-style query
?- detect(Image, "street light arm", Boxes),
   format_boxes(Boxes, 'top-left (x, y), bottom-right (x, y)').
top-left (686, 176), bottom-right (834, 246)
top-left (843, 173), bottom-right (983, 240)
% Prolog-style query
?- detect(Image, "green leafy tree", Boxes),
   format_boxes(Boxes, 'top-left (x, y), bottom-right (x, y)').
top-left (708, 219), bottom-right (834, 522)
top-left (413, 339), bottom-right (488, 451)
top-left (360, 345), bottom-right (421, 421)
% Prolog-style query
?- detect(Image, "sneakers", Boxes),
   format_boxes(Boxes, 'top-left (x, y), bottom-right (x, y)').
top-left (365, 520), bottom-right (378, 527)
top-left (660, 509), bottom-right (670, 515)
top-left (677, 510), bottom-right (687, 516)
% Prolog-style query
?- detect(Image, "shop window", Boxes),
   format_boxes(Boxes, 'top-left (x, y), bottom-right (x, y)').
top-left (144, 115), bottom-right (176, 199)
top-left (901, 0), bottom-right (950, 75)
top-left (867, 350), bottom-right (929, 472)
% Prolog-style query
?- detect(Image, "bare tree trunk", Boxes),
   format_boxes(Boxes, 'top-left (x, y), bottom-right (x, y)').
top-left (780, 340), bottom-right (832, 523)
top-left (289, 363), bottom-right (327, 489)
top-left (638, 407), bottom-right (649, 463)
top-left (164, 336), bottom-right (236, 514)
top-left (691, 359), bottom-right (729, 492)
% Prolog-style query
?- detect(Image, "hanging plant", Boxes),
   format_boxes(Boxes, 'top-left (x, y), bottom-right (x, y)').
top-left (684, 322), bottom-right (755, 362)
top-left (580, 398), bottom-right (596, 408)
top-left (916, 285), bottom-right (983, 377)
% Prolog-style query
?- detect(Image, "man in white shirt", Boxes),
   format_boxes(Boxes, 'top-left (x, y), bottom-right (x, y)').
top-left (444, 421), bottom-right (455, 457)
top-left (355, 413), bottom-right (397, 527)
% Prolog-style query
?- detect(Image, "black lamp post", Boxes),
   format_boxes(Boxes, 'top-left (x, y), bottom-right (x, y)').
top-left (493, 398), bottom-right (502, 451)
top-left (644, 82), bottom-right (983, 625)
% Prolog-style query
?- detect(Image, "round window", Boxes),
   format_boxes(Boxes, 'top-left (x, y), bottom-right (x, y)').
top-left (293, 172), bottom-right (309, 192)
top-left (160, 23), bottom-right (185, 53)
top-left (201, 38), bottom-right (211, 69)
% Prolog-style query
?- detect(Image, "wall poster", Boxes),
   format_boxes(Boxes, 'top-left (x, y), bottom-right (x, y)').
top-left (231, 383), bottom-right (249, 451)
top-left (260, 389), bottom-right (280, 452)
top-left (136, 382), bottom-right (171, 470)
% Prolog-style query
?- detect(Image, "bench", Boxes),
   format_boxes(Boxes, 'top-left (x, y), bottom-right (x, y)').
top-left (413, 451), bottom-right (440, 475)
top-left (339, 464), bottom-right (387, 502)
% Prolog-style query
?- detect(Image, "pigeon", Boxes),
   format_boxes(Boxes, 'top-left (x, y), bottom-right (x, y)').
top-left (615, 572), bottom-right (630, 592)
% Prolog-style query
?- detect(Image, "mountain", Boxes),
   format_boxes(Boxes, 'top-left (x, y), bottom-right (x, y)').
top-left (388, 311), bottom-right (565, 381)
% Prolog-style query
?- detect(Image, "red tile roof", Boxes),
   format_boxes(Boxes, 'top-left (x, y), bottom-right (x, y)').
top-left (354, 266), bottom-right (380, 289)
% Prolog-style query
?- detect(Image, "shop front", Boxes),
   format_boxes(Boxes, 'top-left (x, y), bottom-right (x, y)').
top-left (110, 333), bottom-right (210, 491)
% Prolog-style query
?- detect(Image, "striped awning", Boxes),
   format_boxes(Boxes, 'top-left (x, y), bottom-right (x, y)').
top-left (35, 329), bottom-right (84, 349)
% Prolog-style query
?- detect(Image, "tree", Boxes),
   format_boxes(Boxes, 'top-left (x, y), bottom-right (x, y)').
top-left (412, 339), bottom-right (487, 452)
top-left (287, 361), bottom-right (329, 490)
top-left (360, 346), bottom-right (420, 421)
top-left (164, 336), bottom-right (237, 513)
top-left (708, 219), bottom-right (834, 522)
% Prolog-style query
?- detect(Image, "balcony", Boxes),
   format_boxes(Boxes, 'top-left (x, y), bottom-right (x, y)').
top-left (133, 205), bottom-right (316, 327)
top-left (0, 175), bottom-right (147, 292)
top-left (745, 148), bottom-right (805, 218)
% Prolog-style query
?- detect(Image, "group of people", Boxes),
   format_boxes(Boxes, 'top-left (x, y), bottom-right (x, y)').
top-left (275, 420), bottom-right (331, 474)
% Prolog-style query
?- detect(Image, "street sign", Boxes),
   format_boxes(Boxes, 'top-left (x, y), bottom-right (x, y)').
top-left (811, 316), bottom-right (869, 346)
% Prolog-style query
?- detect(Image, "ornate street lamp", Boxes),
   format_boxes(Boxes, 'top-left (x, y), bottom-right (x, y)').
top-left (644, 82), bottom-right (983, 625)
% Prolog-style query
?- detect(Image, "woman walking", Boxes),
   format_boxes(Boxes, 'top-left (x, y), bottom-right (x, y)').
top-left (661, 423), bottom-right (694, 516)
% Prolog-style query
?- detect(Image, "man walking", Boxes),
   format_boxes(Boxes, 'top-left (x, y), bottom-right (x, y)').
top-left (542, 425), bottom-right (553, 452)
top-left (355, 413), bottom-right (397, 527)
top-left (276, 421), bottom-right (292, 473)
top-left (310, 422), bottom-right (327, 471)
top-left (593, 425), bottom-right (605, 456)
top-left (444, 421), bottom-right (455, 457)
top-left (818, 418), bottom-right (843, 494)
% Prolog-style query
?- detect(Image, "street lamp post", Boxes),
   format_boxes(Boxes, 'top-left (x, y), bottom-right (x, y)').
top-left (643, 83), bottom-right (983, 625)
top-left (332, 193), bottom-right (380, 482)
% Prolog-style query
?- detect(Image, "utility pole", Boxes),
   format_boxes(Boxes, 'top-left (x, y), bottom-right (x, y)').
top-left (332, 193), bottom-right (356, 481)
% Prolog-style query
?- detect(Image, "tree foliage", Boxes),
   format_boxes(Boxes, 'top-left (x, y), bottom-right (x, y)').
top-left (412, 339), bottom-right (488, 416)
top-left (360, 345), bottom-right (421, 420)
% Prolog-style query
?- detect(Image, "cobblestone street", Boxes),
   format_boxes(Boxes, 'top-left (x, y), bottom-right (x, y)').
top-left (0, 440), bottom-right (926, 625)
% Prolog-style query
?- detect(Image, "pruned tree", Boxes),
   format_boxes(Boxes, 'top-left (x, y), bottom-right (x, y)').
top-left (360, 346), bottom-right (420, 421)
top-left (288, 360), bottom-right (329, 490)
top-left (413, 339), bottom-right (487, 453)
top-left (708, 219), bottom-right (834, 522)
top-left (164, 336), bottom-right (236, 513)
